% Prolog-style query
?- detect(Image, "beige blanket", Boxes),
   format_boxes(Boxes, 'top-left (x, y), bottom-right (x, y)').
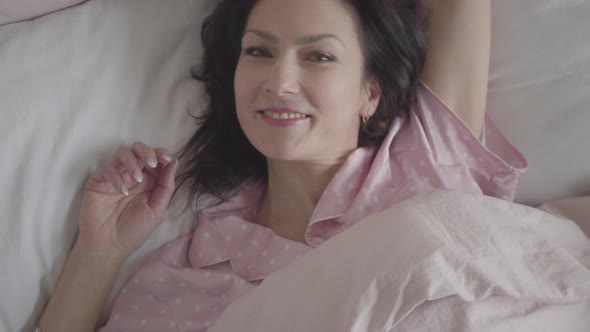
top-left (209, 190), bottom-right (590, 332)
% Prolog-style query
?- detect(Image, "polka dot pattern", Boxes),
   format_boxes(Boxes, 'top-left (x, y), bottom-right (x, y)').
top-left (100, 82), bottom-right (525, 332)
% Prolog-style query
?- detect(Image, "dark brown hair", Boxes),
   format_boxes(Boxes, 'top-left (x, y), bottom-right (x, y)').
top-left (172, 0), bottom-right (427, 208)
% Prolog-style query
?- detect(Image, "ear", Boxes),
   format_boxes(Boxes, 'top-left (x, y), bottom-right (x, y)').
top-left (361, 77), bottom-right (382, 118)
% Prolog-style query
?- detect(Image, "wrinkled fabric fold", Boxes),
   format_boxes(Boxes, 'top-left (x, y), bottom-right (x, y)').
top-left (210, 191), bottom-right (590, 332)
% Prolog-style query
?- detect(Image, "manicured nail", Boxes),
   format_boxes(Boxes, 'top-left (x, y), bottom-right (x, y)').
top-left (121, 184), bottom-right (129, 196)
top-left (163, 154), bottom-right (172, 162)
top-left (147, 158), bottom-right (157, 168)
top-left (134, 170), bottom-right (143, 183)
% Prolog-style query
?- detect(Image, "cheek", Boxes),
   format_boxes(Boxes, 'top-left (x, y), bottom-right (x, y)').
top-left (234, 65), bottom-right (259, 122)
top-left (234, 74), bottom-right (252, 140)
top-left (234, 66), bottom-right (250, 104)
top-left (307, 74), bottom-right (364, 147)
top-left (308, 72), bottom-right (363, 122)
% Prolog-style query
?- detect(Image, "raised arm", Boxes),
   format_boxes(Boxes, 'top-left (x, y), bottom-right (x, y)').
top-left (420, 0), bottom-right (491, 138)
top-left (39, 144), bottom-right (177, 331)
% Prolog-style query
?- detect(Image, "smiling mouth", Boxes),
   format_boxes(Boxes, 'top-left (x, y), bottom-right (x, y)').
top-left (257, 110), bottom-right (311, 120)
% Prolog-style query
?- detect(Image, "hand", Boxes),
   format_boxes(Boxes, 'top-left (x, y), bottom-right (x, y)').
top-left (75, 142), bottom-right (178, 260)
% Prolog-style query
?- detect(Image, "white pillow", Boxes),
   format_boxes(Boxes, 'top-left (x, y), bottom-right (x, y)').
top-left (0, 0), bottom-right (210, 330)
top-left (488, 0), bottom-right (590, 205)
top-left (0, 0), bottom-right (87, 25)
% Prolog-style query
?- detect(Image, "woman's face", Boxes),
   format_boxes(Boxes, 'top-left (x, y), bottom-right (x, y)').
top-left (234, 0), bottom-right (380, 162)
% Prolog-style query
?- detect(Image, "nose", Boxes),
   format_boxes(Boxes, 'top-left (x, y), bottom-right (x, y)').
top-left (263, 57), bottom-right (300, 97)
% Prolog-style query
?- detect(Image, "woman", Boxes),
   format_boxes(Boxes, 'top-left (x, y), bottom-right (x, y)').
top-left (38, 0), bottom-right (526, 331)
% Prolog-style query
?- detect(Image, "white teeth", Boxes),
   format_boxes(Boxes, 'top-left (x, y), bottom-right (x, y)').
top-left (263, 111), bottom-right (307, 120)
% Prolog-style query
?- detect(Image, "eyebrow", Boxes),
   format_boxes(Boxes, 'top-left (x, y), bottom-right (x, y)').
top-left (243, 29), bottom-right (344, 47)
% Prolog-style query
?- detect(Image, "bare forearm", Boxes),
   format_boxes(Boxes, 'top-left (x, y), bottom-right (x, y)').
top-left (422, 0), bottom-right (491, 137)
top-left (39, 244), bottom-right (125, 332)
top-left (426, 0), bottom-right (491, 70)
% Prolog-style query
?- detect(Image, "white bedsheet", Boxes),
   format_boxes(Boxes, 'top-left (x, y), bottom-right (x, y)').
top-left (0, 1), bottom-right (210, 330)
top-left (488, 0), bottom-right (590, 204)
top-left (0, 0), bottom-right (86, 25)
top-left (0, 0), bottom-right (589, 331)
top-left (209, 190), bottom-right (590, 332)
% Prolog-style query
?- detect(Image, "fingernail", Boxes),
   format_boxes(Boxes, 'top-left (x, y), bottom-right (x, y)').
top-left (121, 184), bottom-right (129, 196)
top-left (147, 158), bottom-right (157, 168)
top-left (134, 170), bottom-right (143, 183)
top-left (163, 154), bottom-right (172, 163)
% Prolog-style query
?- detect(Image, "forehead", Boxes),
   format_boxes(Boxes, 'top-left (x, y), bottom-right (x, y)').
top-left (245, 0), bottom-right (361, 42)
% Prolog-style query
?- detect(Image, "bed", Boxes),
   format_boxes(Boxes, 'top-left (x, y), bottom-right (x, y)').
top-left (0, 0), bottom-right (589, 331)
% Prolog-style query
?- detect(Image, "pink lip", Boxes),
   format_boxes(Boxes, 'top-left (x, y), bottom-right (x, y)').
top-left (257, 108), bottom-right (311, 127)
top-left (264, 107), bottom-right (309, 115)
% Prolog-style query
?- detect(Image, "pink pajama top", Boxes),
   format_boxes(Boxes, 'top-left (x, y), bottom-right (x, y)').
top-left (98, 81), bottom-right (528, 331)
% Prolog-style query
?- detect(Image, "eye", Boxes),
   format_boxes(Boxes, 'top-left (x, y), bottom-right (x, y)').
top-left (307, 52), bottom-right (336, 62)
top-left (244, 47), bottom-right (272, 58)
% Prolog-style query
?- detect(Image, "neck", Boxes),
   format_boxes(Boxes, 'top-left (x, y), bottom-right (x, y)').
top-left (255, 157), bottom-right (347, 234)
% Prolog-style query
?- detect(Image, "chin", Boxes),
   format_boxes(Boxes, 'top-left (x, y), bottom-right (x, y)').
top-left (252, 141), bottom-right (305, 161)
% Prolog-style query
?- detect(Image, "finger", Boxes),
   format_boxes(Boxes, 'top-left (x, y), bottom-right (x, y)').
top-left (131, 142), bottom-right (159, 169)
top-left (114, 148), bottom-right (144, 183)
top-left (134, 147), bottom-right (173, 179)
top-left (135, 159), bottom-right (159, 178)
top-left (121, 171), bottom-right (135, 189)
top-left (148, 159), bottom-right (177, 216)
top-left (154, 148), bottom-right (173, 165)
top-left (90, 166), bottom-right (107, 182)
top-left (102, 165), bottom-right (129, 196)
